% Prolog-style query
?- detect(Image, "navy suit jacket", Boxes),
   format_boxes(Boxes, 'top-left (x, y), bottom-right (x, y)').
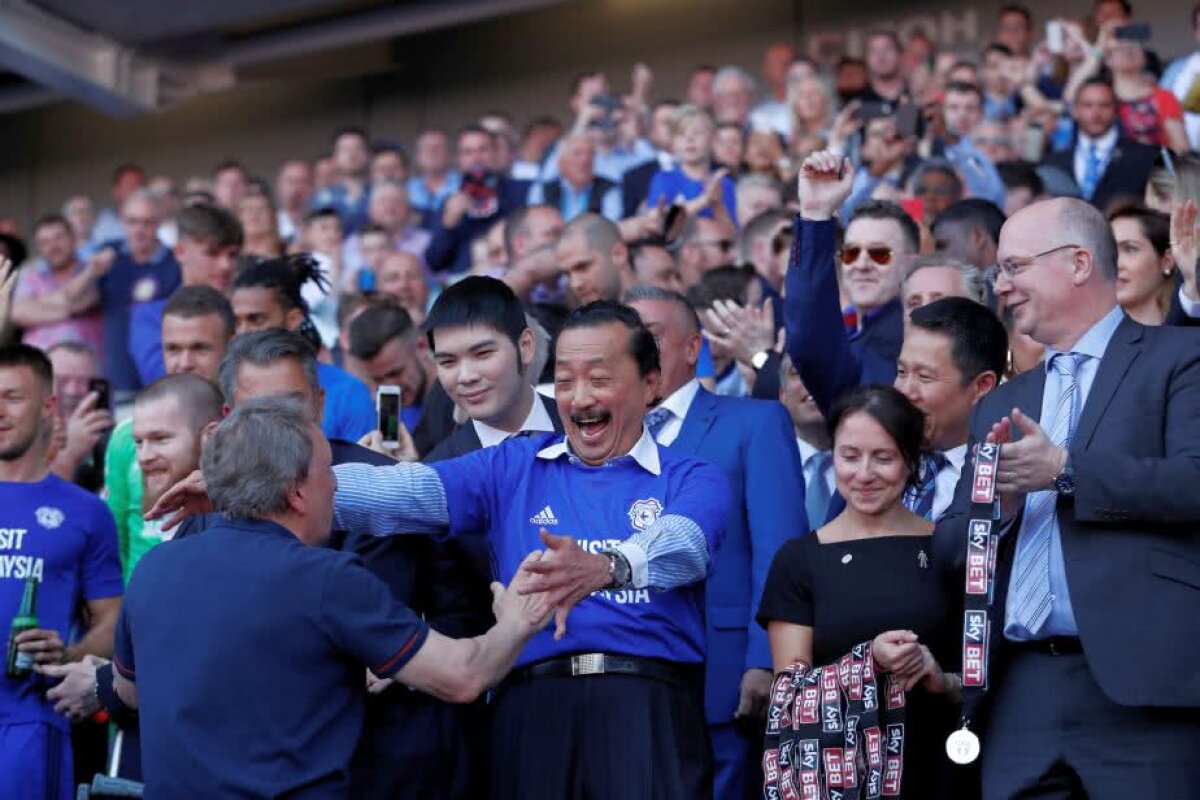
top-left (784, 218), bottom-right (898, 420)
top-left (425, 177), bottom-right (529, 274)
top-left (1041, 136), bottom-right (1157, 214)
top-left (936, 315), bottom-right (1200, 709)
top-left (662, 388), bottom-right (808, 723)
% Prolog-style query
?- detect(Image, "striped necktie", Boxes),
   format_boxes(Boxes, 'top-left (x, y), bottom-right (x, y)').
top-left (1008, 352), bottom-right (1083, 635)
top-left (804, 451), bottom-right (833, 530)
top-left (905, 452), bottom-right (948, 520)
top-left (644, 406), bottom-right (673, 440)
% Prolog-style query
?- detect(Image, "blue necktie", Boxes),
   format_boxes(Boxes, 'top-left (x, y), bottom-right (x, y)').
top-left (645, 406), bottom-right (673, 440)
top-left (804, 451), bottom-right (833, 530)
top-left (905, 452), bottom-right (949, 520)
top-left (1008, 353), bottom-right (1083, 636)
top-left (1080, 143), bottom-right (1103, 201)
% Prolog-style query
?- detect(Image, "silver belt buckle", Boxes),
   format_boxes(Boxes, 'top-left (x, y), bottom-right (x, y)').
top-left (571, 653), bottom-right (605, 676)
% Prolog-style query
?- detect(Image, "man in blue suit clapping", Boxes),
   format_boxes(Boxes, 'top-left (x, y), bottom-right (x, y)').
top-left (627, 286), bottom-right (806, 800)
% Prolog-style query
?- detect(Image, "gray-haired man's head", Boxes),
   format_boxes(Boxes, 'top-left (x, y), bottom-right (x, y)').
top-left (201, 395), bottom-right (334, 546)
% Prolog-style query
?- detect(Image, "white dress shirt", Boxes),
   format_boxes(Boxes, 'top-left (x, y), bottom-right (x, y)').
top-left (932, 444), bottom-right (968, 521)
top-left (795, 438), bottom-right (836, 497)
top-left (651, 379), bottom-right (701, 446)
top-left (471, 392), bottom-right (557, 449)
top-left (1072, 126), bottom-right (1119, 189)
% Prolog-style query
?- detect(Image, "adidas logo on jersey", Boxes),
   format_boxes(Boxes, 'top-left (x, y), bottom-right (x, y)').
top-left (529, 506), bottom-right (559, 526)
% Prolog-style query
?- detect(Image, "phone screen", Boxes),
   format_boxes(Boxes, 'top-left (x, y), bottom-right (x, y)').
top-left (88, 378), bottom-right (111, 411)
top-left (377, 391), bottom-right (401, 444)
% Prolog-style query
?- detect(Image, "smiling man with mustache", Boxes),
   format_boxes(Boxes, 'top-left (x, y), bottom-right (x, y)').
top-left (149, 300), bottom-right (731, 799)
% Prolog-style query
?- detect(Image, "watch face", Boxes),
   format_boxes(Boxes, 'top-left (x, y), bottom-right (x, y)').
top-left (1055, 472), bottom-right (1075, 495)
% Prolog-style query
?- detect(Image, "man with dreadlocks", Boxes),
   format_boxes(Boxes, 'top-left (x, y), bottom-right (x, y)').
top-left (230, 254), bottom-right (376, 442)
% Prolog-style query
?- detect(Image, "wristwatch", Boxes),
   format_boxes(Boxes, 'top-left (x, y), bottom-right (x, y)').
top-left (600, 549), bottom-right (632, 590)
top-left (1052, 454), bottom-right (1076, 496)
top-left (750, 350), bottom-right (771, 371)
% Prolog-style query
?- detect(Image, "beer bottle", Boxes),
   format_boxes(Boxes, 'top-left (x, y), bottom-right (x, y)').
top-left (5, 577), bottom-right (39, 680)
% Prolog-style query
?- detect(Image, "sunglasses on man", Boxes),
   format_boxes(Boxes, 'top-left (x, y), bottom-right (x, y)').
top-left (839, 246), bottom-right (894, 266)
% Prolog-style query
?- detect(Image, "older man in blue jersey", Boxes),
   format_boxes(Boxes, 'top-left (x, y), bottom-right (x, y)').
top-left (151, 301), bottom-right (730, 799)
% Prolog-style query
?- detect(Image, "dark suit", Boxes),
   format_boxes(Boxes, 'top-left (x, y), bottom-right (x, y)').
top-left (659, 387), bottom-right (807, 800)
top-left (425, 177), bottom-right (529, 275)
top-left (622, 159), bottom-right (660, 219)
top-left (936, 314), bottom-right (1200, 798)
top-left (540, 176), bottom-right (619, 217)
top-left (1041, 135), bottom-right (1157, 214)
top-left (784, 218), bottom-right (900, 419)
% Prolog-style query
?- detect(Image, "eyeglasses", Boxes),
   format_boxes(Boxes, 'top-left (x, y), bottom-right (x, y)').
top-left (986, 243), bottom-right (1080, 286)
top-left (840, 246), bottom-right (893, 266)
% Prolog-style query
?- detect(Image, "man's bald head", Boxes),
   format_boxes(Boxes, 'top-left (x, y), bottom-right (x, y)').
top-left (997, 197), bottom-right (1118, 351)
top-left (562, 212), bottom-right (621, 253)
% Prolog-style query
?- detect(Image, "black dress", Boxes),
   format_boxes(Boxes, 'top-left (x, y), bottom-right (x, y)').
top-left (757, 533), bottom-right (963, 800)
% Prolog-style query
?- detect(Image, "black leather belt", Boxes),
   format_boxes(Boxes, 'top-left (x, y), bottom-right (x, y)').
top-left (506, 653), bottom-right (698, 688)
top-left (1013, 636), bottom-right (1084, 656)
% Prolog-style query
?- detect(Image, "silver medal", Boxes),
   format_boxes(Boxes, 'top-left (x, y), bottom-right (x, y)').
top-left (945, 728), bottom-right (981, 765)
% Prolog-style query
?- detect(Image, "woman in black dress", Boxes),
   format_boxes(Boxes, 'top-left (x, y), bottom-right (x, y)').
top-left (758, 385), bottom-right (963, 799)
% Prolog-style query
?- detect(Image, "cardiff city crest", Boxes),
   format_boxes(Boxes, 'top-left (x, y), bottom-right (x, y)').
top-left (36, 506), bottom-right (64, 529)
top-left (627, 498), bottom-right (664, 531)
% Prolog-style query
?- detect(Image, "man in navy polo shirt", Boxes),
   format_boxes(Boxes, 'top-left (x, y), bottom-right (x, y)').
top-left (114, 397), bottom-right (553, 799)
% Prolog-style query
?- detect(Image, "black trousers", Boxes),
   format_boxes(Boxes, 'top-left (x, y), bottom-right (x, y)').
top-left (982, 649), bottom-right (1200, 799)
top-left (490, 672), bottom-right (712, 800)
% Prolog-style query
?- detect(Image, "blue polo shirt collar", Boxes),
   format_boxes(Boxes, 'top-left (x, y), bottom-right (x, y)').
top-left (536, 428), bottom-right (661, 475)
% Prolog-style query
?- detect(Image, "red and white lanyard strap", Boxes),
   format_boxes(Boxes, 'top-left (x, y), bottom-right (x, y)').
top-left (763, 643), bottom-right (906, 800)
top-left (949, 441), bottom-right (1002, 766)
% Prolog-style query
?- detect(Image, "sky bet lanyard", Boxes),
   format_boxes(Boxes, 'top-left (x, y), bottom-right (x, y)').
top-left (945, 441), bottom-right (1002, 766)
top-left (764, 642), bottom-right (907, 799)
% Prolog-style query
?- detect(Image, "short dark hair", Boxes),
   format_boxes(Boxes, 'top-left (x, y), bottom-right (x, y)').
top-left (0, 344), bottom-right (53, 391)
top-left (848, 201), bottom-right (921, 254)
top-left (423, 276), bottom-right (527, 352)
top-left (828, 384), bottom-right (925, 485)
top-left (686, 265), bottom-right (757, 310)
top-left (997, 160), bottom-right (1044, 196)
top-left (558, 301), bottom-right (660, 378)
top-left (984, 43), bottom-right (1014, 59)
top-left (932, 199), bottom-right (1007, 246)
top-left (177, 202), bottom-right (244, 248)
top-left (163, 286), bottom-right (236, 338)
top-left (349, 302), bottom-right (415, 361)
top-left (304, 207), bottom-right (342, 226)
top-left (909, 297), bottom-right (1008, 383)
top-left (358, 223), bottom-right (390, 242)
top-left (1077, 77), bottom-right (1116, 101)
top-left (457, 124), bottom-right (495, 146)
top-left (504, 204), bottom-right (556, 261)
top-left (333, 126), bottom-right (369, 146)
top-left (1095, 0), bottom-right (1132, 15)
top-left (867, 30), bottom-right (903, 51)
top-left (112, 163), bottom-right (145, 185)
top-left (213, 159), bottom-right (246, 179)
top-left (944, 81), bottom-right (983, 102)
top-left (217, 329), bottom-right (320, 406)
top-left (999, 4), bottom-right (1032, 24)
top-left (135, 373), bottom-right (225, 432)
top-left (1107, 201), bottom-right (1171, 258)
top-left (33, 214), bottom-right (72, 236)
